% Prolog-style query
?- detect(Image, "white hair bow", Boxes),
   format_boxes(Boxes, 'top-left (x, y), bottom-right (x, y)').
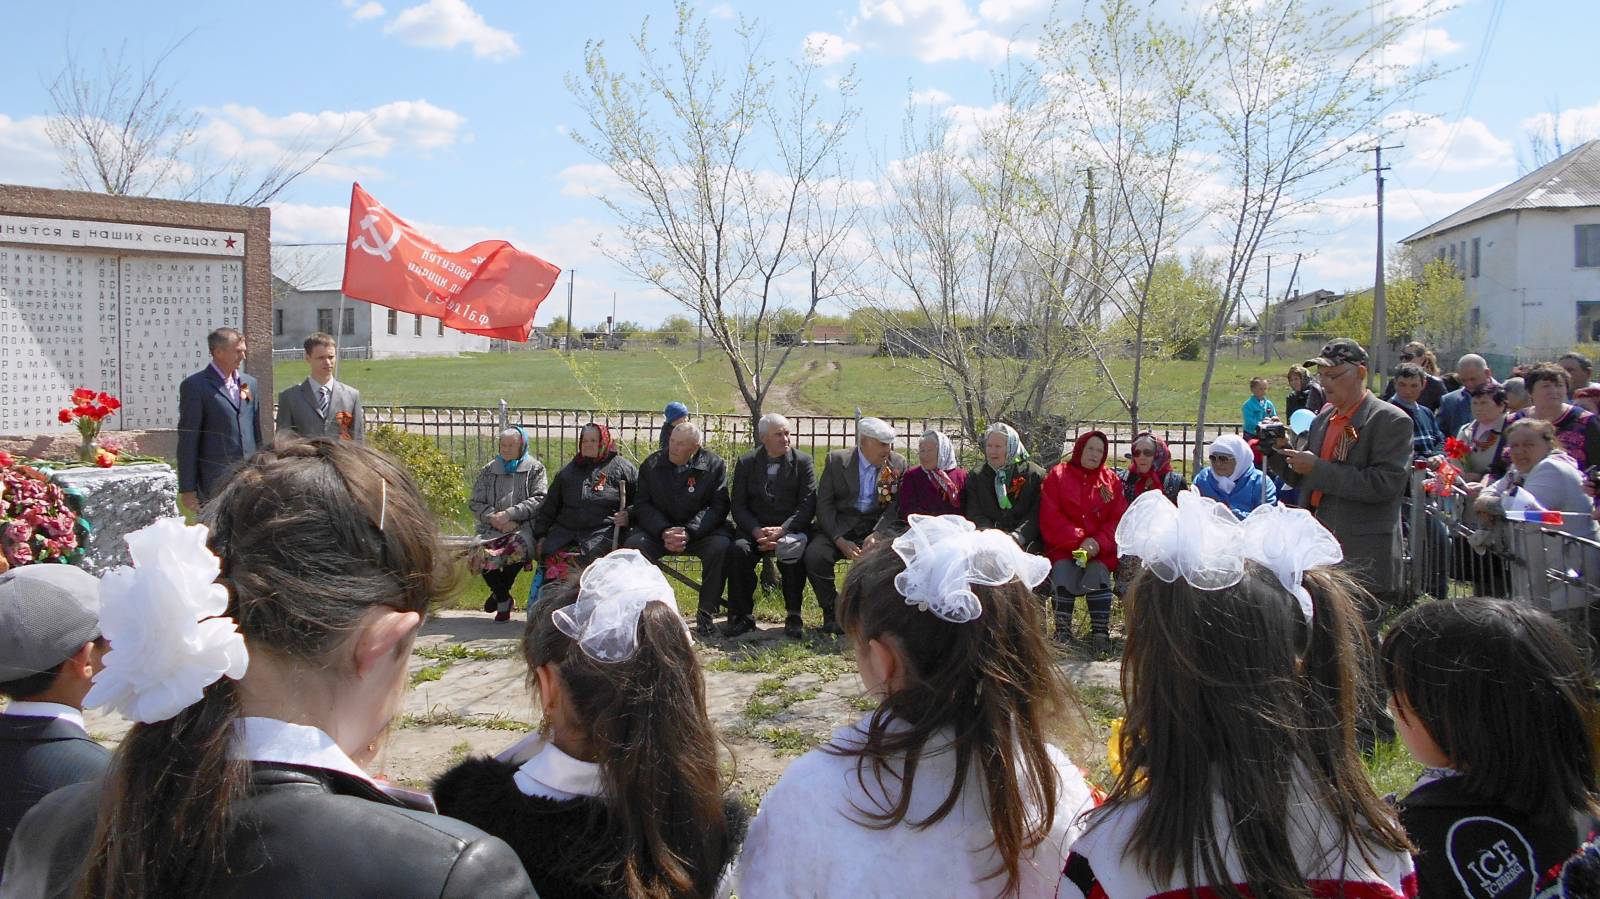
top-left (1239, 503), bottom-right (1344, 621)
top-left (891, 514), bottom-right (1050, 623)
top-left (553, 549), bottom-right (687, 662)
top-left (1114, 490), bottom-right (1248, 591)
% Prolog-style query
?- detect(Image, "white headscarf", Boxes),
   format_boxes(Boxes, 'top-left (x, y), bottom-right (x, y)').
top-left (919, 429), bottom-right (957, 472)
top-left (1206, 433), bottom-right (1255, 494)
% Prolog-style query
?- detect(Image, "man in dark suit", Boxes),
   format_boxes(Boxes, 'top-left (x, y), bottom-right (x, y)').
top-left (1268, 338), bottom-right (1413, 748)
top-left (805, 417), bottom-right (908, 634)
top-left (624, 421), bottom-right (734, 636)
top-left (177, 327), bottom-right (264, 511)
top-left (727, 413), bottom-right (817, 640)
top-left (0, 565), bottom-right (110, 866)
top-left (275, 332), bottom-right (364, 442)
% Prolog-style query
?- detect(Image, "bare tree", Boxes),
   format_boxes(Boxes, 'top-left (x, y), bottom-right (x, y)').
top-left (47, 37), bottom-right (361, 206)
top-left (1519, 97), bottom-right (1597, 174)
top-left (1187, 0), bottom-right (1445, 468)
top-left (567, 2), bottom-right (861, 429)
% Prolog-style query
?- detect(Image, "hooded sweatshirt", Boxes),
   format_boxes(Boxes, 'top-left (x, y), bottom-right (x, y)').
top-left (1040, 431), bottom-right (1129, 567)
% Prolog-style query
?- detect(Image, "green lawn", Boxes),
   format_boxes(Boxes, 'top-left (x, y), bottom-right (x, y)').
top-left (280, 345), bottom-right (1292, 425)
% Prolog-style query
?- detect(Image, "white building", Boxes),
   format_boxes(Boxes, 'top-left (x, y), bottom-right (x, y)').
top-left (271, 247), bottom-right (489, 359)
top-left (1399, 140), bottom-right (1600, 357)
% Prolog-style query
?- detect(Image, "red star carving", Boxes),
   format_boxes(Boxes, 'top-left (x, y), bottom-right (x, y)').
top-left (224, 236), bottom-right (237, 249)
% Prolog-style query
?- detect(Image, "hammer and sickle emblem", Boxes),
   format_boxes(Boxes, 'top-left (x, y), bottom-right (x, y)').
top-left (351, 204), bottom-right (402, 261)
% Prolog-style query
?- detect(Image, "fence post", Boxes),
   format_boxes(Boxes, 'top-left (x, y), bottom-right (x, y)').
top-left (498, 400), bottom-right (509, 432)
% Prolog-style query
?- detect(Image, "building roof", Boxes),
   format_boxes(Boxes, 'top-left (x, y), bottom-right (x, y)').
top-left (1402, 140), bottom-right (1600, 243)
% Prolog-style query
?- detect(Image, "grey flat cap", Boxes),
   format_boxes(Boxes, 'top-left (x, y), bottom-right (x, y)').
top-left (858, 417), bottom-right (897, 443)
top-left (0, 564), bottom-right (102, 681)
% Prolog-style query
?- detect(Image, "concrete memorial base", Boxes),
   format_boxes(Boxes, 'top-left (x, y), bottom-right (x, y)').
top-left (49, 463), bottom-right (180, 575)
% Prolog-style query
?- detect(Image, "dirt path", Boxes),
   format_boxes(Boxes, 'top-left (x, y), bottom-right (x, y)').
top-left (80, 609), bottom-right (1122, 798)
top-left (731, 358), bottom-right (834, 420)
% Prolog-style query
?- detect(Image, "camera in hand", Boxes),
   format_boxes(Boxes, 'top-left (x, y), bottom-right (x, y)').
top-left (1257, 418), bottom-right (1287, 450)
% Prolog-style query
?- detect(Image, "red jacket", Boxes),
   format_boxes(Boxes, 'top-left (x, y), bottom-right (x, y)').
top-left (1041, 431), bottom-right (1128, 567)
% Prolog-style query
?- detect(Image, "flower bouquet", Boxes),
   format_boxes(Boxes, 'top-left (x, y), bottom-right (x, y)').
top-left (58, 388), bottom-right (121, 463)
top-left (0, 453), bottom-right (84, 573)
top-left (469, 532), bottom-right (530, 573)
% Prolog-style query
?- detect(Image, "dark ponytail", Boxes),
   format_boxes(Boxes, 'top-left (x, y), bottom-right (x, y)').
top-left (79, 438), bottom-right (451, 898)
top-left (832, 543), bottom-right (1079, 897)
top-left (527, 585), bottom-right (728, 898)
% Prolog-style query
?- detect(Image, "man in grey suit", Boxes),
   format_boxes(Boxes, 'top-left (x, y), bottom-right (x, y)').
top-left (805, 417), bottom-right (908, 634)
top-left (0, 565), bottom-right (110, 867)
top-left (1268, 338), bottom-right (1412, 748)
top-left (275, 332), bottom-right (364, 442)
top-left (177, 328), bottom-right (264, 512)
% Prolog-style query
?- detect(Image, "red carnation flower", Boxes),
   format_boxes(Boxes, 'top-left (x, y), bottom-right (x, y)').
top-left (58, 409), bottom-right (74, 424)
top-left (72, 388), bottom-right (96, 404)
top-left (0, 450), bottom-right (13, 468)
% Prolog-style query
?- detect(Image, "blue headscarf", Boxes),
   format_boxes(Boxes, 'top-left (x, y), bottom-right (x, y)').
top-left (498, 426), bottom-right (531, 474)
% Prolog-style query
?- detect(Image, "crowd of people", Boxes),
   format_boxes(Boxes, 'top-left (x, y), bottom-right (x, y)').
top-left (3, 331), bottom-right (1600, 897)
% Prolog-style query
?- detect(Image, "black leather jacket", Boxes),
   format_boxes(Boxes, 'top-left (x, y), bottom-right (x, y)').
top-left (0, 763), bottom-right (537, 898)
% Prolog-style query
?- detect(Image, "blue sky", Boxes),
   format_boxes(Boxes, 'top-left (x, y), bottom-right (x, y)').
top-left (2, 0), bottom-right (1595, 327)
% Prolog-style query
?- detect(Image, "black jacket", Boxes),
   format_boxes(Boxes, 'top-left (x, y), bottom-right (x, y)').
top-left (433, 757), bottom-right (747, 899)
top-left (730, 448), bottom-right (817, 539)
top-left (0, 763), bottom-right (536, 899)
top-left (1399, 773), bottom-right (1599, 898)
top-left (962, 461), bottom-right (1046, 549)
top-left (633, 448), bottom-right (731, 540)
top-left (1381, 374), bottom-right (1447, 411)
top-left (1287, 382), bottom-right (1327, 417)
top-left (534, 453), bottom-right (638, 557)
top-left (0, 714), bottom-right (109, 867)
top-left (1117, 468), bottom-right (1188, 504)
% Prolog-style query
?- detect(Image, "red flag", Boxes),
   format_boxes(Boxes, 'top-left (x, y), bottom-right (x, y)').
top-left (340, 183), bottom-right (560, 341)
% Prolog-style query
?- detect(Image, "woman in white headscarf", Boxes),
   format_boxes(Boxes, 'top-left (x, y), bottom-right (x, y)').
top-left (880, 429), bottom-right (967, 533)
top-left (1192, 433), bottom-right (1276, 520)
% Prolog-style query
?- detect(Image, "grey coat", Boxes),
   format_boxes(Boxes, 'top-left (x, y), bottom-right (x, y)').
top-left (469, 457), bottom-right (548, 548)
top-left (1269, 391), bottom-right (1412, 596)
top-left (275, 378), bottom-right (364, 441)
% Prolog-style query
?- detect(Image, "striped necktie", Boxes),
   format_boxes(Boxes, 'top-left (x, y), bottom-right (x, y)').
top-left (317, 385), bottom-right (330, 419)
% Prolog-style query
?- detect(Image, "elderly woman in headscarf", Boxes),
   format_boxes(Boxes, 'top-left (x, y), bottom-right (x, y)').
top-left (879, 429), bottom-right (966, 533)
top-left (1192, 432), bottom-right (1276, 520)
top-left (1118, 432), bottom-right (1187, 503)
top-left (963, 422), bottom-right (1046, 551)
top-left (1041, 430), bottom-right (1128, 654)
top-left (469, 426), bottom-right (549, 620)
top-left (532, 422), bottom-right (637, 577)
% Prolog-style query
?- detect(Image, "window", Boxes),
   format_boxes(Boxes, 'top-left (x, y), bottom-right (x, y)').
top-left (1578, 225), bottom-right (1600, 268)
top-left (414, 314), bottom-right (423, 336)
top-left (437, 319), bottom-right (444, 336)
top-left (1437, 247), bottom-right (1447, 262)
top-left (1471, 237), bottom-right (1481, 278)
top-left (1448, 242), bottom-right (1457, 264)
top-left (387, 309), bottom-right (398, 334)
top-left (273, 309), bottom-right (283, 336)
top-left (342, 307), bottom-right (355, 335)
top-left (317, 308), bottom-right (334, 334)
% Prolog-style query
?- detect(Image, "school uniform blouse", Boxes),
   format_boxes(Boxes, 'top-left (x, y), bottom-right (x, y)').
top-left (731, 716), bottom-right (1096, 899)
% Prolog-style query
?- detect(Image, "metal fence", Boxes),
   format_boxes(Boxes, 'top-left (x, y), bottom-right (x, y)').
top-left (362, 404), bottom-right (1249, 474)
top-left (1403, 467), bottom-right (1598, 654)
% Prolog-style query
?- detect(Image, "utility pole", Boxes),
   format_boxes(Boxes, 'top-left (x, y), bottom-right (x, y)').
top-left (611, 291), bottom-right (617, 334)
top-left (564, 269), bottom-right (575, 355)
top-left (1368, 144), bottom-right (1402, 387)
top-left (1262, 255), bottom-right (1271, 364)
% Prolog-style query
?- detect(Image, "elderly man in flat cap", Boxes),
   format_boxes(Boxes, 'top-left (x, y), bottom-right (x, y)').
top-left (805, 417), bottom-right (908, 634)
top-left (0, 565), bottom-right (110, 862)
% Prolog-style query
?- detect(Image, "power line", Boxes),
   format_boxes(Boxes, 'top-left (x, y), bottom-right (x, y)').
top-left (1420, 0), bottom-right (1507, 187)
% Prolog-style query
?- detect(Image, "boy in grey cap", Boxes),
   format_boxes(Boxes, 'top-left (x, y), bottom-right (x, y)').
top-left (0, 564), bottom-right (110, 865)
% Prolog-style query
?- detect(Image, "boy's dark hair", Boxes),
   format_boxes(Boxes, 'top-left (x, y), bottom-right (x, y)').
top-left (1560, 351), bottom-right (1594, 375)
top-left (1382, 598), bottom-right (1600, 823)
top-left (1467, 382), bottom-right (1506, 405)
top-left (1094, 562), bottom-right (1410, 897)
top-left (0, 636), bottom-right (109, 701)
top-left (303, 331), bottom-right (336, 354)
top-left (834, 543), bottom-right (1080, 897)
top-left (1393, 362), bottom-right (1426, 383)
top-left (1249, 376), bottom-right (1268, 389)
top-left (1524, 362), bottom-right (1569, 392)
top-left (523, 581), bottom-right (728, 898)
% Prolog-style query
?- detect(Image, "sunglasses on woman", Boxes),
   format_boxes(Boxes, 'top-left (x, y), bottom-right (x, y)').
top-left (1209, 454), bottom-right (1233, 463)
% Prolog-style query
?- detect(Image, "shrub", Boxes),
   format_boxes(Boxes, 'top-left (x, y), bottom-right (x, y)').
top-left (367, 425), bottom-right (467, 521)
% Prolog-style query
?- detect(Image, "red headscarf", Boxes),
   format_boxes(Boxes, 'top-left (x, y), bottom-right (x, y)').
top-left (1067, 430), bottom-right (1120, 503)
top-left (1127, 431), bottom-right (1174, 498)
top-left (573, 422), bottom-right (618, 468)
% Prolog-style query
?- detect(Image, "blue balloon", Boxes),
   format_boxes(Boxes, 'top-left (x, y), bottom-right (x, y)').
top-left (1289, 408), bottom-right (1317, 435)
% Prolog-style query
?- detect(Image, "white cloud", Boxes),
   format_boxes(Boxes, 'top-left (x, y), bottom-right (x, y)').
top-left (852, 0), bottom-right (1035, 63)
top-left (804, 31), bottom-right (861, 67)
top-left (203, 99), bottom-right (468, 160)
top-left (384, 0), bottom-right (519, 61)
top-left (1395, 111), bottom-right (1514, 175)
top-left (708, 2), bottom-right (735, 19)
top-left (269, 202), bottom-right (349, 243)
top-left (907, 87), bottom-right (952, 106)
top-left (556, 162), bottom-right (628, 198)
top-left (1521, 101), bottom-right (1600, 152)
top-left (0, 115), bottom-right (67, 189)
top-left (976, 0), bottom-right (1048, 24)
top-left (349, 2), bottom-right (386, 21)
top-left (1385, 25), bottom-right (1461, 68)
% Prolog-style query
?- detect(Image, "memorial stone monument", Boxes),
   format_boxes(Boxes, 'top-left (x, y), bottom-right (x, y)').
top-left (0, 185), bottom-right (272, 570)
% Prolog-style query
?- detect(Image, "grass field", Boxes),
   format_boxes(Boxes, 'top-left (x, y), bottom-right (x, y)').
top-left (277, 345), bottom-right (1294, 423)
